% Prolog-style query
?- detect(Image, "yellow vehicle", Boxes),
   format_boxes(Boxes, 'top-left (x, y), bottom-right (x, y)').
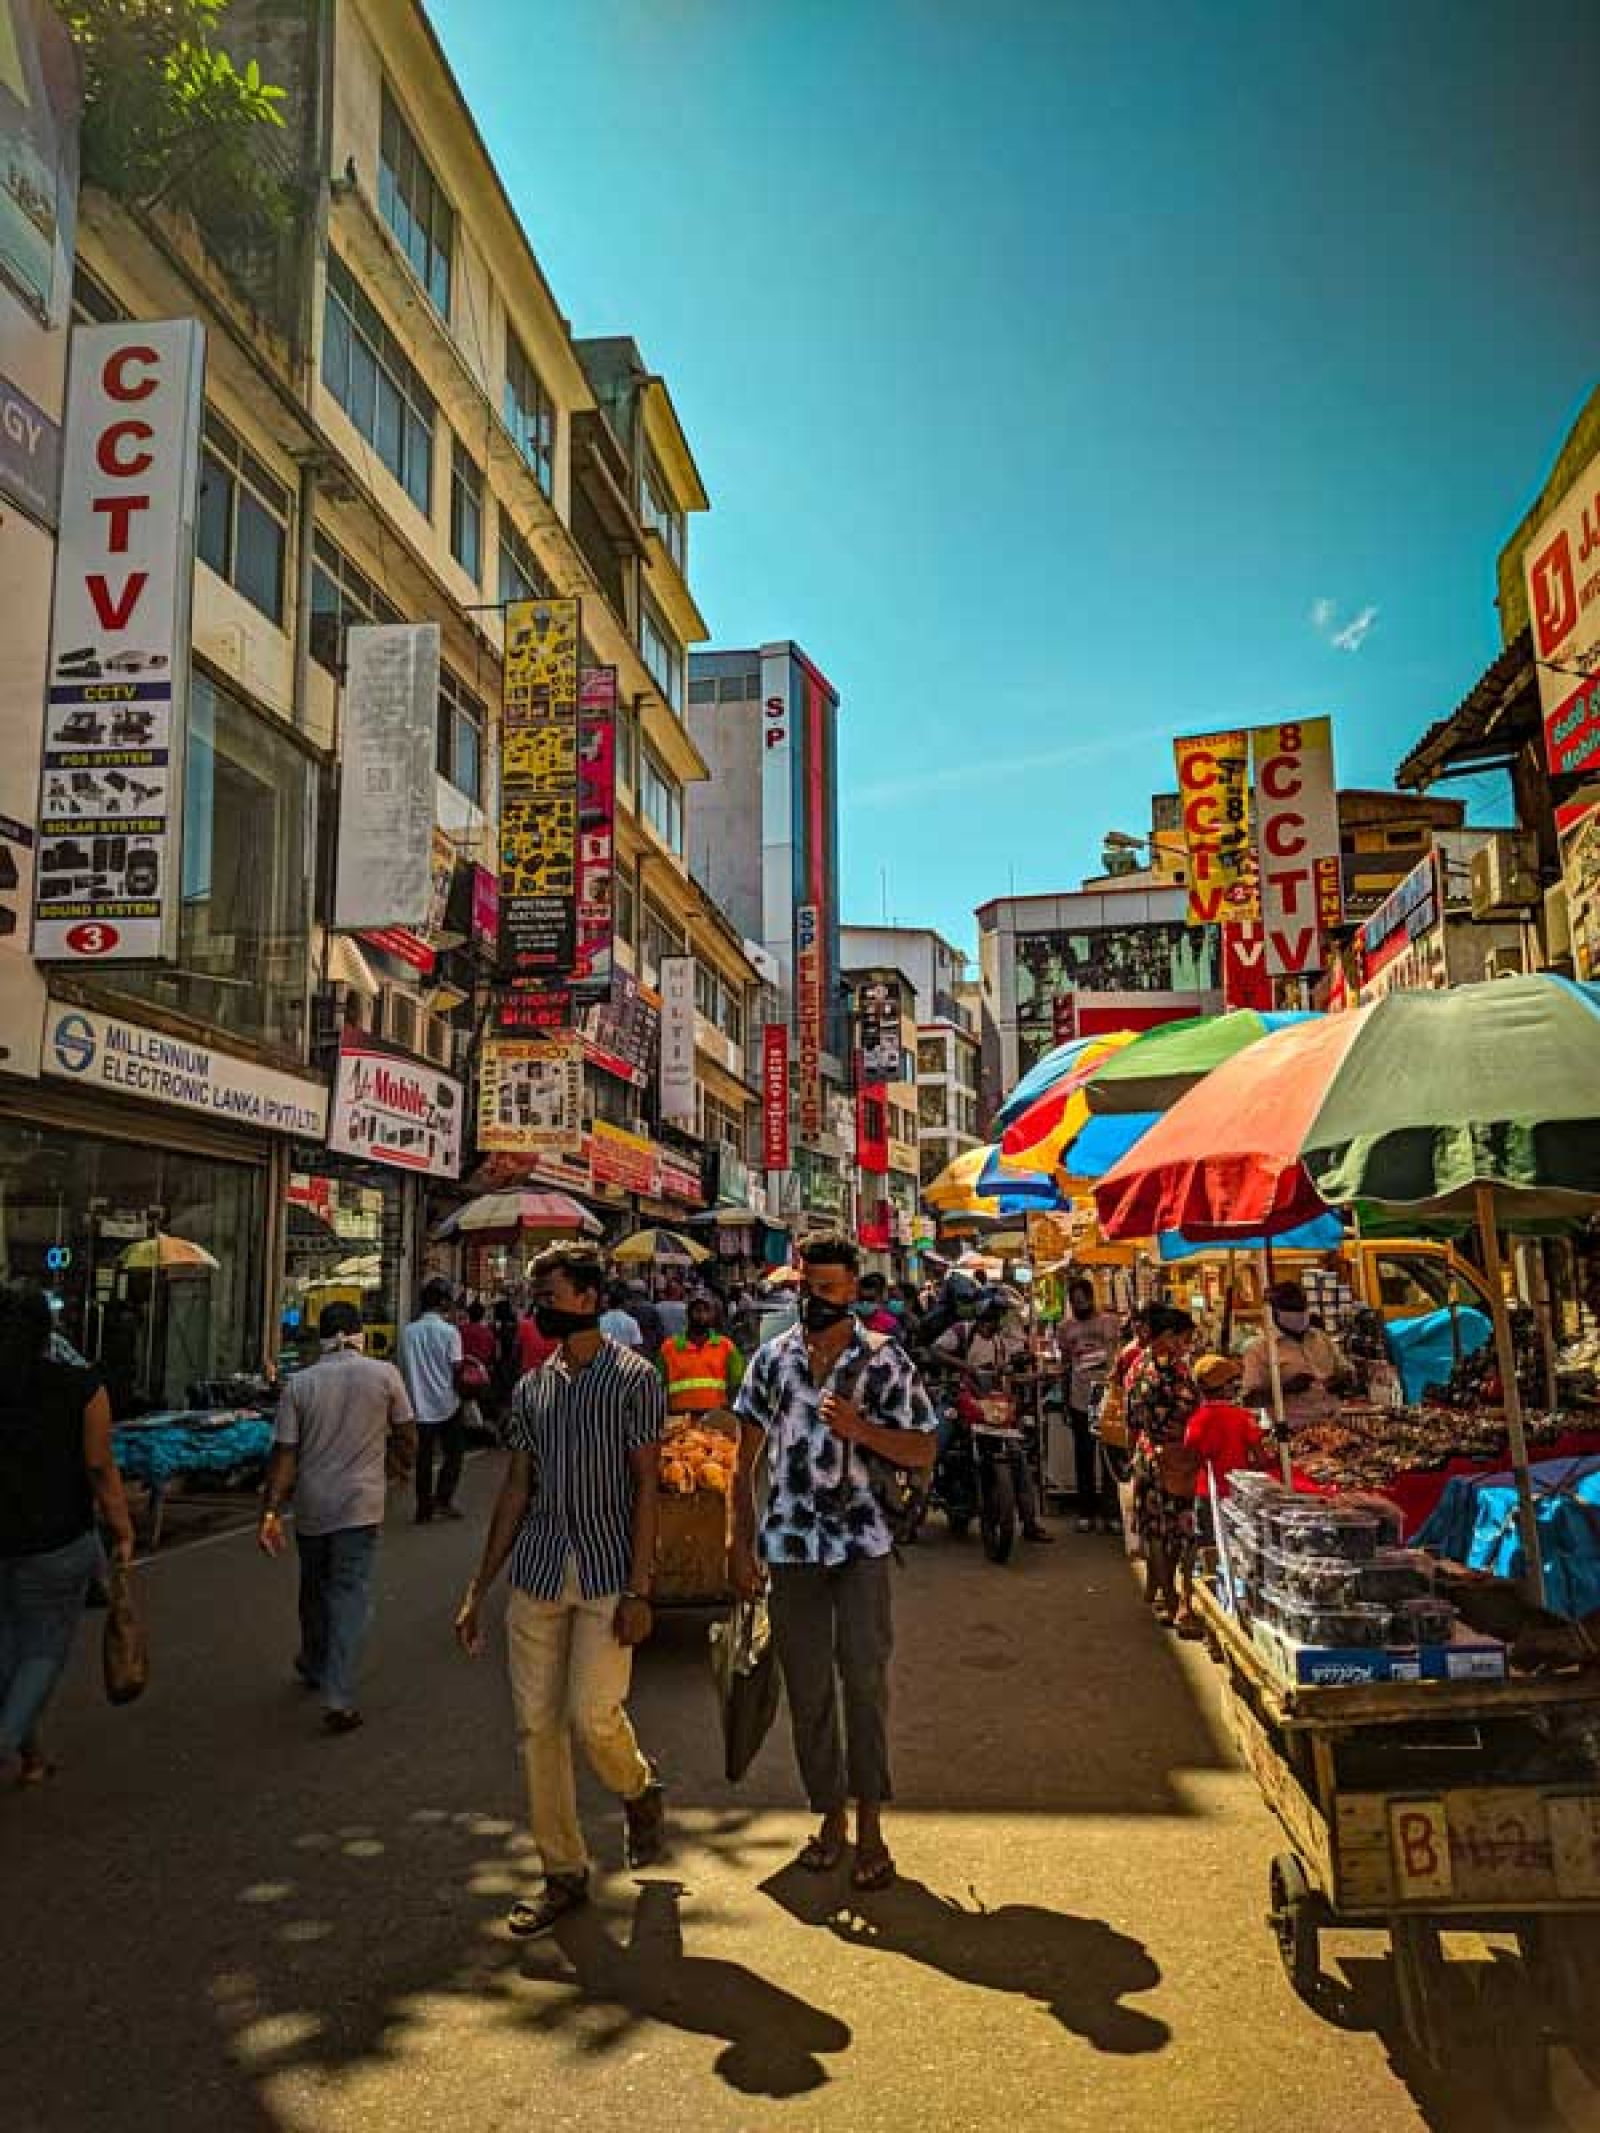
top-left (1166, 1239), bottom-right (1494, 1331)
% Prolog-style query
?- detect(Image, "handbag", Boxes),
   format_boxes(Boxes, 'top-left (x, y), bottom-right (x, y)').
top-left (456, 1353), bottom-right (491, 1395)
top-left (708, 1597), bottom-right (780, 1782)
top-left (102, 1561), bottom-right (149, 1706)
top-left (1095, 1375), bottom-right (1130, 1450)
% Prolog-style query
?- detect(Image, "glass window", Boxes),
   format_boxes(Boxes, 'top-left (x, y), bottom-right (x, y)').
top-left (309, 533), bottom-right (402, 674)
top-left (322, 253), bottom-right (435, 515)
top-left (640, 900), bottom-right (683, 986)
top-left (106, 671), bottom-right (316, 1054)
top-left (917, 1036), bottom-right (943, 1077)
top-left (695, 961), bottom-right (716, 1019)
top-left (614, 865), bottom-right (636, 950)
top-left (196, 412), bottom-right (291, 624)
top-left (449, 437), bottom-right (482, 583)
top-left (688, 677), bottom-right (716, 706)
top-left (504, 330), bottom-right (556, 497)
top-left (71, 266), bottom-right (125, 324)
top-left (498, 516), bottom-right (552, 607)
top-left (1374, 1255), bottom-right (1453, 1316)
top-left (379, 86), bottom-right (453, 316)
top-left (616, 700), bottom-right (639, 792)
top-left (641, 448), bottom-right (684, 568)
top-left (640, 745), bottom-right (682, 852)
top-left (640, 599), bottom-right (682, 710)
top-left (436, 665), bottom-right (485, 806)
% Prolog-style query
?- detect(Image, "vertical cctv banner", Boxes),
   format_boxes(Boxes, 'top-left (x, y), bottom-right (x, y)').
top-left (1250, 717), bottom-right (1342, 978)
top-left (497, 597), bottom-right (580, 988)
top-left (333, 624), bottom-right (441, 931)
top-left (762, 1023), bottom-right (790, 1171)
top-left (1172, 729), bottom-right (1256, 924)
top-left (33, 320), bottom-right (207, 962)
top-left (658, 952), bottom-right (697, 1125)
top-left (573, 665), bottom-right (618, 1001)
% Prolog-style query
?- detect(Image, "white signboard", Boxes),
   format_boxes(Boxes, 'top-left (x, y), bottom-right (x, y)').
top-left (33, 319), bottom-right (206, 962)
top-left (1250, 717), bottom-right (1342, 978)
top-left (658, 952), bottom-right (696, 1125)
top-left (42, 998), bottom-right (327, 1136)
top-left (1524, 450), bottom-right (1600, 784)
top-left (334, 623), bottom-right (441, 930)
top-left (328, 1039), bottom-right (462, 1177)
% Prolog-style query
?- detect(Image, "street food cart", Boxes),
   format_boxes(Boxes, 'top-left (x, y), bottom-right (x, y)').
top-left (652, 1416), bottom-right (736, 1608)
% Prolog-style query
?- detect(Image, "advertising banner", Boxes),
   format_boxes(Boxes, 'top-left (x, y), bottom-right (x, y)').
top-left (583, 969), bottom-right (658, 1087)
top-left (327, 1038), bottom-right (463, 1177)
top-left (762, 1023), bottom-right (790, 1171)
top-left (477, 1034), bottom-right (583, 1156)
top-left (796, 902), bottom-right (824, 1138)
top-left (1563, 805), bottom-right (1600, 983)
top-left (1250, 717), bottom-right (1342, 978)
top-left (1220, 921), bottom-right (1273, 1009)
top-left (33, 319), bottom-right (206, 963)
top-left (856, 979), bottom-right (900, 1081)
top-left (857, 1085), bottom-right (889, 1175)
top-left (590, 1118), bottom-right (656, 1195)
top-left (1051, 994), bottom-right (1079, 1045)
top-left (1359, 850), bottom-right (1445, 997)
top-left (334, 624), bottom-right (440, 932)
top-left (1524, 452), bottom-right (1600, 782)
top-left (1174, 729), bottom-right (1256, 922)
top-left (656, 1150), bottom-right (705, 1206)
top-left (574, 666), bottom-right (616, 1000)
top-left (0, 0), bottom-right (80, 351)
top-left (498, 596), bottom-right (580, 983)
top-left (658, 952), bottom-right (697, 1125)
top-left (42, 996), bottom-right (327, 1137)
top-left (494, 982), bottom-right (570, 1035)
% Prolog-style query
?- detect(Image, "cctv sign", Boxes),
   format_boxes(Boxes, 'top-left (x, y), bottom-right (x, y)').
top-left (33, 321), bottom-right (207, 963)
top-left (1250, 717), bottom-right (1343, 978)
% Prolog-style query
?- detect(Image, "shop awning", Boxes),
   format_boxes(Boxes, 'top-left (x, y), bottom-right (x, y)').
top-left (330, 936), bottom-right (381, 999)
top-left (1394, 628), bottom-right (1537, 790)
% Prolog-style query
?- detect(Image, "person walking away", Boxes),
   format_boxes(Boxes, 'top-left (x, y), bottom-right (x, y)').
top-left (1127, 1306), bottom-right (1201, 1633)
top-left (1057, 1278), bottom-right (1123, 1534)
top-left (490, 1298), bottom-right (523, 1422)
top-left (0, 1282), bottom-right (136, 1785)
top-left (626, 1283), bottom-right (665, 1358)
top-left (461, 1301), bottom-right (496, 1377)
top-left (600, 1283), bottom-right (645, 1351)
top-left (1183, 1352), bottom-right (1270, 1545)
top-left (399, 1280), bottom-right (466, 1523)
top-left (731, 1231), bottom-right (937, 1892)
top-left (455, 1243), bottom-right (666, 1938)
top-left (1241, 1281), bottom-right (1347, 1431)
top-left (933, 1296), bottom-right (1052, 1541)
top-left (659, 1294), bottom-right (745, 1424)
top-left (257, 1303), bottom-right (415, 1734)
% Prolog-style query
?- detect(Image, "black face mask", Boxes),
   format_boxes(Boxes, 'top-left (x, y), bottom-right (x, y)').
top-left (536, 1304), bottom-right (600, 1340)
top-left (800, 1293), bottom-right (854, 1333)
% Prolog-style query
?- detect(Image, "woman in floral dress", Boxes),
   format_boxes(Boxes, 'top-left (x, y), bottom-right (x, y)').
top-left (1126, 1305), bottom-right (1201, 1633)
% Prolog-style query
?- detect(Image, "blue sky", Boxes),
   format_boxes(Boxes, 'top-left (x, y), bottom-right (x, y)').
top-left (431, 0), bottom-right (1599, 953)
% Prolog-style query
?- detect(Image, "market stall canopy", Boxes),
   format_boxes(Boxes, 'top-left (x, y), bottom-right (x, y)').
top-left (976, 1146), bottom-right (1070, 1209)
top-left (925, 1145), bottom-right (1065, 1226)
top-left (1083, 1009), bottom-right (1318, 1117)
top-left (435, 1190), bottom-right (602, 1239)
top-left (118, 1233), bottom-right (220, 1275)
top-left (996, 1032), bottom-right (1139, 1174)
top-left (994, 1033), bottom-right (1126, 1129)
top-left (613, 1227), bottom-right (711, 1266)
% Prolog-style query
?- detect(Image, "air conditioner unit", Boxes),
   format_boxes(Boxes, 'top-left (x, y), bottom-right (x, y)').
top-left (1544, 884), bottom-right (1574, 970)
top-left (1470, 833), bottom-right (1540, 920)
top-left (1484, 942), bottom-right (1526, 981)
top-left (423, 1012), bottom-right (452, 1067)
top-left (380, 986), bottom-right (421, 1054)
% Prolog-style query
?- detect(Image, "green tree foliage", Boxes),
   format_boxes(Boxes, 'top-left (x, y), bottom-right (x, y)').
top-left (60, 0), bottom-right (290, 235)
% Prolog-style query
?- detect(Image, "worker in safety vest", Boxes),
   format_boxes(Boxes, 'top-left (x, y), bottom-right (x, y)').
top-left (659, 1294), bottom-right (745, 1420)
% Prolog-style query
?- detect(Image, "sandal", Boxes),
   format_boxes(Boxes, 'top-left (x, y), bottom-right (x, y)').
top-left (851, 1848), bottom-right (896, 1892)
top-left (797, 1832), bottom-right (847, 1873)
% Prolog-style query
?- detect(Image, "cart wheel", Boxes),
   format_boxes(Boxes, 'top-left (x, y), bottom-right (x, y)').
top-left (1391, 1917), bottom-right (1448, 2068)
top-left (1268, 1854), bottom-right (1322, 2002)
top-left (1475, 1960), bottom-right (1550, 2122)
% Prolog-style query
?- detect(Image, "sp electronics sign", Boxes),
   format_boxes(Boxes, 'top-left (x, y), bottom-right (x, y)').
top-left (1250, 718), bottom-right (1342, 977)
top-left (33, 321), bottom-right (206, 963)
top-left (1525, 451), bottom-right (1600, 781)
top-left (796, 902), bottom-right (824, 1138)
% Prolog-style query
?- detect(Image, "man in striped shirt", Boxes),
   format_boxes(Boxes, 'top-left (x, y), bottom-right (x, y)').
top-left (455, 1242), bottom-right (666, 1938)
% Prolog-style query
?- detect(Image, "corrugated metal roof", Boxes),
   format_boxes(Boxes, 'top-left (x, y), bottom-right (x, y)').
top-left (1394, 627), bottom-right (1536, 790)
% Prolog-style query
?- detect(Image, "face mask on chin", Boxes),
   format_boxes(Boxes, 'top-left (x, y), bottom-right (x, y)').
top-left (800, 1292), bottom-right (854, 1333)
top-left (536, 1304), bottom-right (601, 1340)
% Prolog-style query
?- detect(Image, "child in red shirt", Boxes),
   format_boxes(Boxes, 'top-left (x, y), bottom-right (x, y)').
top-left (1184, 1352), bottom-right (1268, 1506)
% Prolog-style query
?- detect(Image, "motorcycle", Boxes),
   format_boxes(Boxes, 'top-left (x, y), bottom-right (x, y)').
top-left (936, 1365), bottom-right (1043, 1564)
top-left (923, 1385), bottom-right (980, 1541)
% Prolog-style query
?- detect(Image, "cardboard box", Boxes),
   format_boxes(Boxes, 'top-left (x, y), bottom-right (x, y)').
top-left (1250, 1615), bottom-right (1507, 1689)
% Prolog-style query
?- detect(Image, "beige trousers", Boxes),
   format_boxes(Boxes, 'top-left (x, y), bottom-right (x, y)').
top-left (505, 1560), bottom-right (651, 1878)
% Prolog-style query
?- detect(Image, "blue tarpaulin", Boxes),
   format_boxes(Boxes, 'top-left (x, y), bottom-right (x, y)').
top-left (113, 1413), bottom-right (274, 1489)
top-left (1385, 1305), bottom-right (1492, 1403)
top-left (1416, 1454), bottom-right (1600, 1620)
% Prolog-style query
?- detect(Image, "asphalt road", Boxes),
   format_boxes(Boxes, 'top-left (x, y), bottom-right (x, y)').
top-left (7, 1457), bottom-right (1600, 2133)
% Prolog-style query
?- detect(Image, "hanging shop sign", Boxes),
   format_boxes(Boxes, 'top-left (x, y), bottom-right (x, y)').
top-left (590, 1118), bottom-right (657, 1195)
top-left (1221, 920), bottom-right (1272, 1009)
top-left (1250, 717), bottom-right (1342, 978)
top-left (856, 979), bottom-right (901, 1081)
top-left (1358, 849), bottom-right (1445, 998)
top-left (494, 983), bottom-right (570, 1035)
top-left (796, 901), bottom-right (824, 1138)
top-left (0, 374), bottom-right (60, 530)
top-left (333, 624), bottom-right (440, 931)
top-left (583, 969), bottom-right (659, 1086)
top-left (477, 1034), bottom-right (583, 1156)
top-left (1173, 728), bottom-right (1257, 922)
top-left (856, 1085), bottom-right (889, 1175)
top-left (658, 952), bottom-right (697, 1124)
top-left (469, 864), bottom-right (499, 950)
top-left (1524, 451), bottom-right (1600, 782)
top-left (574, 666), bottom-right (617, 1000)
top-left (42, 997), bottom-right (327, 1136)
top-left (497, 596), bottom-right (580, 983)
top-left (656, 1149), bottom-right (706, 1206)
top-left (327, 1038), bottom-right (462, 1178)
top-left (33, 319), bottom-right (206, 963)
top-left (762, 1022), bottom-right (790, 1171)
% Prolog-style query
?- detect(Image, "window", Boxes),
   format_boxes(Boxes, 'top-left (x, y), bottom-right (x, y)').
top-left (504, 331), bottom-right (555, 497)
top-left (498, 516), bottom-right (552, 607)
top-left (640, 745), bottom-right (682, 852)
top-left (614, 865), bottom-right (637, 951)
top-left (695, 960), bottom-right (717, 1020)
top-left (437, 666), bottom-right (485, 806)
top-left (196, 412), bottom-right (290, 624)
top-left (322, 254), bottom-right (435, 515)
top-left (379, 86), bottom-right (452, 316)
top-left (309, 533), bottom-right (401, 673)
top-left (640, 599), bottom-right (683, 710)
top-left (688, 677), bottom-right (716, 706)
top-left (449, 438), bottom-right (482, 582)
top-left (71, 267), bottom-right (124, 324)
top-left (640, 900), bottom-right (683, 986)
top-left (616, 701), bottom-right (639, 792)
top-left (1374, 1255), bottom-right (1454, 1316)
top-left (917, 1036), bottom-right (944, 1078)
top-left (720, 671), bottom-right (758, 703)
top-left (723, 988), bottom-right (744, 1049)
top-left (641, 449), bottom-right (684, 568)
top-left (918, 1082), bottom-right (946, 1129)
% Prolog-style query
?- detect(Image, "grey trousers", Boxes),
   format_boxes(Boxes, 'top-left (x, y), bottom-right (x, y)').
top-left (768, 1554), bottom-right (895, 1813)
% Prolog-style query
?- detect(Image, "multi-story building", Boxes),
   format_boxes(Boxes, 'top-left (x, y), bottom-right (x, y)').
top-left (839, 958), bottom-right (920, 1269)
top-left (840, 923), bottom-right (980, 1191)
top-left (0, 0), bottom-right (759, 1401)
top-left (687, 643), bottom-right (850, 1228)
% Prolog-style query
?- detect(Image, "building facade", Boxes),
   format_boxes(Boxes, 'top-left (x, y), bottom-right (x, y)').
top-left (839, 923), bottom-right (979, 1191)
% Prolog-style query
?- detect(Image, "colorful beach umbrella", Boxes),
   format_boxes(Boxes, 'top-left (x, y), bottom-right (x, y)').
top-left (997, 1031), bottom-right (1140, 1174)
top-left (1082, 1009), bottom-right (1317, 1117)
top-left (994, 1035), bottom-right (1107, 1129)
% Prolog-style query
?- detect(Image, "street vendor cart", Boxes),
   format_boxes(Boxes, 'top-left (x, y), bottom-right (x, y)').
top-left (652, 1414), bottom-right (736, 1609)
top-left (1195, 1577), bottom-right (1600, 2113)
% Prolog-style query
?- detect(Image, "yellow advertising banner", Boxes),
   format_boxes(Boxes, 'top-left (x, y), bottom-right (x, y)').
top-left (498, 598), bottom-right (581, 984)
top-left (477, 1035), bottom-right (583, 1155)
top-left (1173, 729), bottom-right (1257, 923)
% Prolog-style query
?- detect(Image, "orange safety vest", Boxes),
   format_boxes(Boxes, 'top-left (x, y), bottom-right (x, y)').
top-left (662, 1332), bottom-right (736, 1413)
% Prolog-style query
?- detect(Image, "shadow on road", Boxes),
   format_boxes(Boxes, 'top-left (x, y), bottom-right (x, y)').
top-left (764, 1864), bottom-right (1171, 2055)
top-left (515, 1876), bottom-right (850, 2096)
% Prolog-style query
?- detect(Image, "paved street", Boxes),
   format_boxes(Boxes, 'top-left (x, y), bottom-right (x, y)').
top-left (7, 1459), bottom-right (1598, 2133)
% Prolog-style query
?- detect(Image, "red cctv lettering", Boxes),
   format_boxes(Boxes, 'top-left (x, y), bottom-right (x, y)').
top-left (82, 337), bottom-right (168, 636)
top-left (92, 495), bottom-right (151, 552)
top-left (86, 572), bottom-right (150, 631)
top-left (97, 421), bottom-right (154, 478)
top-left (103, 345), bottom-right (160, 401)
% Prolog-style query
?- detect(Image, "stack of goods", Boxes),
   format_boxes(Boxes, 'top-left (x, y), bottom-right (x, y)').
top-left (658, 1423), bottom-right (735, 1496)
top-left (1424, 1304), bottom-right (1541, 1409)
top-left (1290, 1403), bottom-right (1576, 1493)
top-left (1218, 1473), bottom-right (1505, 1685)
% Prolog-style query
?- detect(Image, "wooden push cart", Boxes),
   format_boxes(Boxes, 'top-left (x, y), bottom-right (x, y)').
top-left (652, 1413), bottom-right (736, 1610)
top-left (1195, 1580), bottom-right (1600, 2114)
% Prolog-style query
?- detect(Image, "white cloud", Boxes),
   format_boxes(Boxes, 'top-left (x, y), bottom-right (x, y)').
top-left (1309, 597), bottom-right (1336, 631)
top-left (1331, 603), bottom-right (1379, 653)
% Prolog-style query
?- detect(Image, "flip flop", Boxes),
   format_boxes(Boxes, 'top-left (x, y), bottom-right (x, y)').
top-left (797, 1832), bottom-right (847, 1873)
top-left (851, 1849), bottom-right (896, 1892)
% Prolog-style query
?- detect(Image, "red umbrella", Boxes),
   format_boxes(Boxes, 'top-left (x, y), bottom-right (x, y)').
top-left (1093, 1010), bottom-right (1370, 1242)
